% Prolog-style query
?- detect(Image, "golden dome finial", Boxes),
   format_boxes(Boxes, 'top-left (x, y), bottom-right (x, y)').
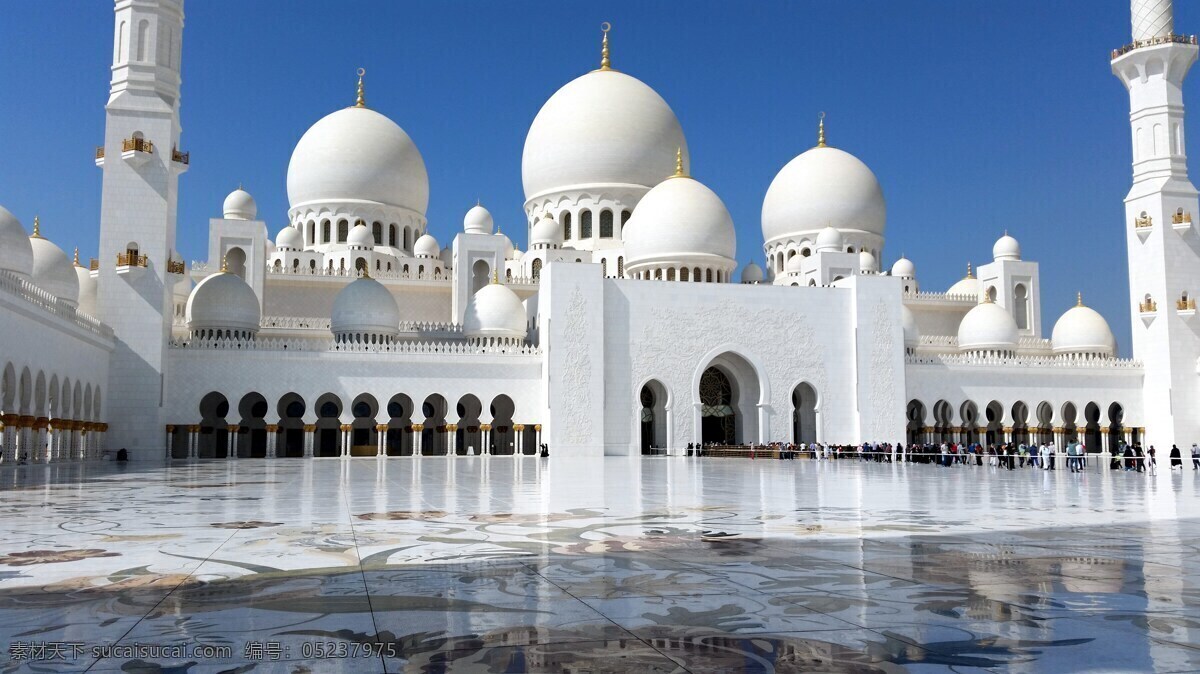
top-left (982, 293), bottom-right (993, 304)
top-left (361, 262), bottom-right (371, 279)
top-left (354, 67), bottom-right (366, 108)
top-left (672, 147), bottom-right (686, 178)
top-left (492, 269), bottom-right (500, 284)
top-left (1077, 292), bottom-right (1084, 307)
top-left (73, 247), bottom-right (81, 267)
top-left (966, 261), bottom-right (973, 279)
top-left (817, 112), bottom-right (827, 148)
top-left (220, 255), bottom-right (228, 273)
top-left (600, 22), bottom-right (612, 70)
top-left (31, 215), bottom-right (42, 239)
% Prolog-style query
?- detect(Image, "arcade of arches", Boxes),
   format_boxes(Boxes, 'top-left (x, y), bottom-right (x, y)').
top-left (906, 398), bottom-right (1141, 452)
top-left (0, 362), bottom-right (107, 464)
top-left (167, 391), bottom-right (542, 459)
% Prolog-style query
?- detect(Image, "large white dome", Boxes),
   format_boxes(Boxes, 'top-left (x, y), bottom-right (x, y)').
top-left (331, 276), bottom-right (400, 339)
top-left (463, 282), bottom-right (527, 340)
top-left (623, 175), bottom-right (735, 268)
top-left (1051, 297), bottom-right (1116, 356)
top-left (0, 206), bottom-right (33, 278)
top-left (287, 106), bottom-right (429, 215)
top-left (762, 145), bottom-right (885, 244)
top-left (186, 272), bottom-right (261, 335)
top-left (523, 69), bottom-right (687, 201)
top-left (29, 226), bottom-right (80, 307)
top-left (957, 300), bottom-right (1019, 352)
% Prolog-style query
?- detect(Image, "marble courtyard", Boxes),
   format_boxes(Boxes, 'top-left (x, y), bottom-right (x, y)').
top-left (0, 457), bottom-right (1197, 673)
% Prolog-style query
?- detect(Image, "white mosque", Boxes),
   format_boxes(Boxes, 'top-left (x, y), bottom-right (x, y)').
top-left (0, 0), bottom-right (1195, 462)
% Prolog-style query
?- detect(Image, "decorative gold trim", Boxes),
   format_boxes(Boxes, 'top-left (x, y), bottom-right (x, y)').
top-left (122, 137), bottom-right (153, 154)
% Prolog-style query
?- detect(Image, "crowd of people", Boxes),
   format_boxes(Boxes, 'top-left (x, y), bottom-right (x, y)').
top-left (744, 440), bottom-right (1200, 475)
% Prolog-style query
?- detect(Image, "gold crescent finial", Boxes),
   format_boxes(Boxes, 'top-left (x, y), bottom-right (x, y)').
top-left (355, 67), bottom-right (366, 108)
top-left (600, 22), bottom-right (612, 70)
top-left (817, 112), bottom-right (827, 148)
top-left (966, 261), bottom-right (973, 279)
top-left (73, 247), bottom-right (80, 266)
top-left (31, 215), bottom-right (42, 238)
top-left (220, 255), bottom-right (228, 273)
top-left (673, 147), bottom-right (685, 178)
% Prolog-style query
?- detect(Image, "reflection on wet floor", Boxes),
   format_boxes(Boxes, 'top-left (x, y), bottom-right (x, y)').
top-left (0, 457), bottom-right (1197, 672)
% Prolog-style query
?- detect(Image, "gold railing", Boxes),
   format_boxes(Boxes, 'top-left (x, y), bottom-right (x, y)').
top-left (1177, 297), bottom-right (1196, 311)
top-left (122, 137), bottom-right (154, 154)
top-left (1173, 211), bottom-right (1192, 224)
top-left (1112, 33), bottom-right (1198, 59)
top-left (1134, 214), bottom-right (1153, 228)
top-left (1140, 299), bottom-right (1158, 313)
top-left (88, 258), bottom-right (99, 271)
top-left (95, 146), bottom-right (105, 159)
top-left (166, 259), bottom-right (185, 274)
top-left (171, 147), bottom-right (189, 164)
top-left (117, 252), bottom-right (148, 267)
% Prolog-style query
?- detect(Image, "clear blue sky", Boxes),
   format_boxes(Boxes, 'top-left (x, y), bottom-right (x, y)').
top-left (1, 1), bottom-right (1195, 355)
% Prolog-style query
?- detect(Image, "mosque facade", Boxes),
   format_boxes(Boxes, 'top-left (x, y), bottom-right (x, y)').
top-left (0, 0), bottom-right (1194, 461)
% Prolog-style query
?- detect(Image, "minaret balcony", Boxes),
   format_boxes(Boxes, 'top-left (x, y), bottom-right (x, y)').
top-left (1139, 300), bottom-right (1158, 326)
top-left (166, 259), bottom-right (186, 275)
top-left (121, 137), bottom-right (154, 167)
top-left (1133, 213), bottom-right (1154, 243)
top-left (1177, 297), bottom-right (1197, 319)
top-left (1171, 210), bottom-right (1193, 233)
top-left (171, 146), bottom-right (190, 174)
top-left (1111, 33), bottom-right (1198, 60)
top-left (116, 251), bottom-right (149, 277)
top-left (94, 146), bottom-right (105, 167)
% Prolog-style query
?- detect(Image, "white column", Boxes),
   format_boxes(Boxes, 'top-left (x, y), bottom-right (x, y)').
top-left (229, 427), bottom-right (239, 459)
top-left (188, 425), bottom-right (198, 459)
top-left (266, 425), bottom-right (278, 458)
top-left (303, 425), bottom-right (315, 458)
top-left (376, 425), bottom-right (386, 456)
top-left (414, 427), bottom-right (423, 456)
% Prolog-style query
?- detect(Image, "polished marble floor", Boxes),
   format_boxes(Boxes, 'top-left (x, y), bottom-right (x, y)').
top-left (0, 456), bottom-right (1198, 673)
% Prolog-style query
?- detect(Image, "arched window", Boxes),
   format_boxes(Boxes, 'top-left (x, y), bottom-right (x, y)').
top-left (403, 228), bottom-right (410, 251)
top-left (580, 210), bottom-right (593, 238)
top-left (292, 259), bottom-right (299, 270)
top-left (617, 256), bottom-right (624, 278)
top-left (309, 259), bottom-right (317, 270)
top-left (355, 257), bottom-right (367, 273)
top-left (506, 269), bottom-right (512, 281)
top-left (801, 248), bottom-right (811, 257)
top-left (693, 267), bottom-right (701, 281)
top-left (307, 221), bottom-right (315, 245)
top-left (389, 225), bottom-right (397, 247)
top-left (136, 19), bottom-right (149, 61)
top-left (532, 258), bottom-right (542, 280)
top-left (321, 220), bottom-right (331, 244)
top-left (418, 265), bottom-right (425, 276)
top-left (563, 212), bottom-right (572, 240)
top-left (600, 210), bottom-right (613, 238)
top-left (1014, 284), bottom-right (1029, 330)
top-left (667, 268), bottom-right (676, 281)
top-left (621, 210), bottom-right (631, 226)
top-left (706, 269), bottom-right (713, 283)
top-left (375, 259), bottom-right (381, 271)
top-left (372, 222), bottom-right (382, 245)
top-left (337, 219), bottom-right (348, 243)
top-left (403, 264), bottom-right (410, 275)
top-left (654, 269), bottom-right (662, 280)
top-left (680, 267), bottom-right (689, 282)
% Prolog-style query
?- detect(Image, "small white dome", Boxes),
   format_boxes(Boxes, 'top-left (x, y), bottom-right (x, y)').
top-left (1051, 297), bottom-right (1116, 356)
top-left (346, 223), bottom-right (374, 248)
top-left (741, 261), bottom-right (764, 283)
top-left (186, 271), bottom-right (261, 334)
top-left (523, 69), bottom-right (687, 201)
top-left (815, 225), bottom-right (844, 252)
top-left (623, 175), bottom-right (736, 268)
top-left (901, 305), bottom-right (920, 348)
top-left (531, 213), bottom-right (563, 248)
top-left (993, 233), bottom-right (1021, 261)
top-left (331, 276), bottom-right (399, 338)
top-left (464, 204), bottom-right (494, 234)
top-left (947, 266), bottom-right (982, 298)
top-left (276, 226), bottom-right (303, 250)
top-left (762, 145), bottom-right (886, 245)
top-left (74, 260), bottom-right (97, 317)
top-left (463, 282), bottom-right (527, 340)
top-left (223, 187), bottom-right (257, 220)
top-left (414, 233), bottom-right (440, 258)
top-left (0, 206), bottom-right (33, 278)
top-left (858, 250), bottom-right (878, 273)
top-left (957, 300), bottom-right (1019, 352)
top-left (495, 231), bottom-right (516, 260)
top-left (890, 256), bottom-right (915, 278)
top-left (785, 254), bottom-right (805, 274)
top-left (29, 227), bottom-right (80, 307)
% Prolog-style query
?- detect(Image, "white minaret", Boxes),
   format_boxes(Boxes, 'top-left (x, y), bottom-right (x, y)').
top-left (1112, 0), bottom-right (1200, 448)
top-left (96, 0), bottom-right (186, 456)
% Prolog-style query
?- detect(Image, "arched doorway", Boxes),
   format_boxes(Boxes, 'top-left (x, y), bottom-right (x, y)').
top-left (198, 392), bottom-right (229, 458)
top-left (1061, 403), bottom-right (1079, 445)
top-left (314, 394), bottom-right (342, 457)
top-left (697, 354), bottom-right (760, 446)
top-left (639, 380), bottom-right (668, 454)
top-left (1036, 401), bottom-right (1053, 446)
top-left (350, 394), bottom-right (378, 456)
top-left (792, 383), bottom-right (818, 445)
top-left (906, 400), bottom-right (926, 446)
top-left (1011, 401), bottom-right (1029, 446)
top-left (237, 393), bottom-right (269, 458)
top-left (421, 394), bottom-right (448, 455)
top-left (226, 247), bottom-right (247, 279)
top-left (386, 394), bottom-right (413, 456)
top-left (456, 395), bottom-right (482, 455)
top-left (984, 401), bottom-right (1003, 446)
top-left (490, 395), bottom-right (515, 455)
top-left (933, 400), bottom-right (953, 444)
top-left (1084, 402), bottom-right (1102, 453)
top-left (1108, 402), bottom-right (1125, 451)
top-left (959, 401), bottom-right (979, 446)
top-left (277, 393), bottom-right (305, 457)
